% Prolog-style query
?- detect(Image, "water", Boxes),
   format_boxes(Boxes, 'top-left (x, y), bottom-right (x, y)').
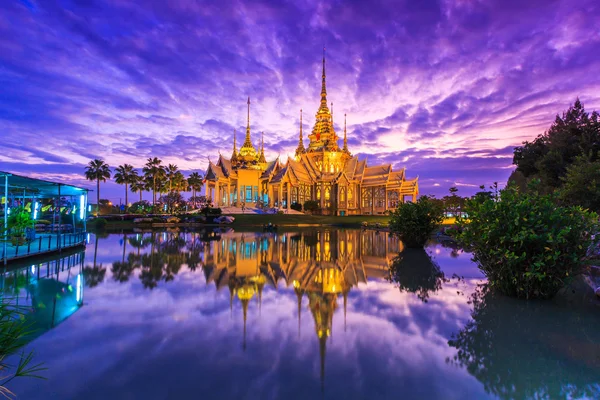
top-left (2, 228), bottom-right (599, 400)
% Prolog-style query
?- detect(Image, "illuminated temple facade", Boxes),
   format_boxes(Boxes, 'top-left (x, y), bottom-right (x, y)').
top-left (204, 56), bottom-right (419, 215)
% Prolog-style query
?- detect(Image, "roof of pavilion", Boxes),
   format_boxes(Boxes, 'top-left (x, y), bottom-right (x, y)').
top-left (0, 171), bottom-right (88, 197)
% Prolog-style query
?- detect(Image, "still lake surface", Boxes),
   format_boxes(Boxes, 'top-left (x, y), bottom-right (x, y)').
top-left (3, 228), bottom-right (599, 400)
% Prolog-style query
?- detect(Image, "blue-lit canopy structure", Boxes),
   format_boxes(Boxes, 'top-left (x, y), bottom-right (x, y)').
top-left (1, 171), bottom-right (89, 265)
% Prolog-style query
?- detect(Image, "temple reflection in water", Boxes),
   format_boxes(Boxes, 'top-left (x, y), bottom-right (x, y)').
top-left (201, 228), bottom-right (402, 387)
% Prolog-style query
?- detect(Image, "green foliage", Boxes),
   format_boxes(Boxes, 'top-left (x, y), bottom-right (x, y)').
top-left (7, 207), bottom-right (32, 238)
top-left (129, 200), bottom-right (151, 214)
top-left (303, 200), bottom-right (320, 214)
top-left (94, 218), bottom-right (107, 230)
top-left (457, 182), bottom-right (599, 299)
top-left (290, 202), bottom-right (302, 212)
top-left (200, 207), bottom-right (222, 216)
top-left (0, 299), bottom-right (46, 397)
top-left (558, 155), bottom-right (600, 212)
top-left (513, 99), bottom-right (600, 194)
top-left (388, 249), bottom-right (446, 302)
top-left (389, 196), bottom-right (444, 248)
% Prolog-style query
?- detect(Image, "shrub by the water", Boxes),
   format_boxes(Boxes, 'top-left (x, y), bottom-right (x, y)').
top-left (303, 200), bottom-right (320, 215)
top-left (290, 202), bottom-right (302, 212)
top-left (94, 218), bottom-right (107, 230)
top-left (389, 196), bottom-right (444, 248)
top-left (457, 182), bottom-right (599, 299)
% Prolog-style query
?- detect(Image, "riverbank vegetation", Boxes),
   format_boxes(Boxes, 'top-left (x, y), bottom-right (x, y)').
top-left (457, 182), bottom-right (598, 299)
top-left (389, 196), bottom-right (444, 248)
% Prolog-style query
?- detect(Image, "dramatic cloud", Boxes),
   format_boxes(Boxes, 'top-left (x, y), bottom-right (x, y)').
top-left (1, 0), bottom-right (599, 199)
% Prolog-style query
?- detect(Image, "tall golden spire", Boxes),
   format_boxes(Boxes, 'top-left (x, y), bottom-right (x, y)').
top-left (320, 48), bottom-right (327, 109)
top-left (239, 97), bottom-right (259, 161)
top-left (295, 109), bottom-right (306, 158)
top-left (343, 114), bottom-right (349, 153)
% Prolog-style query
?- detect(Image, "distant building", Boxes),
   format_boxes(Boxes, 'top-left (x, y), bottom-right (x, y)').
top-left (204, 55), bottom-right (418, 215)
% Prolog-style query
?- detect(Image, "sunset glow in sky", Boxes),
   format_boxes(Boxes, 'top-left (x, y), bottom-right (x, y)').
top-left (1, 0), bottom-right (599, 201)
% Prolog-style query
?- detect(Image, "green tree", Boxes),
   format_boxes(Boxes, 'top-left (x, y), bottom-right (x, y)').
top-left (457, 181), bottom-right (599, 299)
top-left (559, 155), bottom-right (600, 212)
top-left (513, 99), bottom-right (600, 192)
top-left (187, 172), bottom-right (203, 208)
top-left (84, 159), bottom-right (111, 216)
top-left (113, 164), bottom-right (137, 210)
top-left (389, 196), bottom-right (444, 248)
top-left (143, 157), bottom-right (165, 205)
top-left (165, 164), bottom-right (179, 192)
top-left (130, 173), bottom-right (145, 203)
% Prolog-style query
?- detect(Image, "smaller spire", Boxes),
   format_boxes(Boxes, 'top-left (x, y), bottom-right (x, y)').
top-left (258, 132), bottom-right (266, 163)
top-left (295, 109), bottom-right (306, 158)
top-left (231, 129), bottom-right (239, 163)
top-left (343, 114), bottom-right (349, 153)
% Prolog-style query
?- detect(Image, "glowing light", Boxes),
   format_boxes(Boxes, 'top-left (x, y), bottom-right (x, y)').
top-left (86, 233), bottom-right (90, 244)
top-left (31, 265), bottom-right (35, 274)
top-left (76, 274), bottom-right (82, 302)
top-left (7, 207), bottom-right (10, 215)
top-left (79, 194), bottom-right (85, 219)
top-left (33, 201), bottom-right (39, 220)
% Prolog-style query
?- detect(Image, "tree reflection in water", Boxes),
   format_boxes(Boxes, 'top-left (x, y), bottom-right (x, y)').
top-left (388, 249), bottom-right (446, 302)
top-left (448, 285), bottom-right (600, 399)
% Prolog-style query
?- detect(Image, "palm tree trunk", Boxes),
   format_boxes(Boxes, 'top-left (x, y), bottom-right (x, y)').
top-left (93, 233), bottom-right (99, 267)
top-left (153, 176), bottom-right (156, 205)
top-left (125, 183), bottom-right (128, 210)
top-left (140, 190), bottom-right (142, 203)
top-left (122, 233), bottom-right (127, 263)
top-left (96, 179), bottom-right (100, 216)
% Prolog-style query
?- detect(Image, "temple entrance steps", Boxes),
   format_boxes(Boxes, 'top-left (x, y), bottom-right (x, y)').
top-left (219, 206), bottom-right (304, 215)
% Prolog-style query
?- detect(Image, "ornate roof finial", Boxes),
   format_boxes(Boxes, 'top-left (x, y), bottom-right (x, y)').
top-left (247, 96), bottom-right (251, 129)
top-left (343, 114), bottom-right (349, 153)
top-left (240, 97), bottom-right (258, 160)
top-left (295, 109), bottom-right (306, 158)
top-left (258, 131), bottom-right (266, 163)
top-left (320, 48), bottom-right (327, 108)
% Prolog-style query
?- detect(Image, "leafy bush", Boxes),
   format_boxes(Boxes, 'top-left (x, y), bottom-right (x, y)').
top-left (290, 202), bottom-right (302, 212)
top-left (7, 207), bottom-right (33, 238)
top-left (129, 200), bottom-right (151, 214)
top-left (303, 200), bottom-right (320, 214)
top-left (200, 206), bottom-right (221, 216)
top-left (457, 182), bottom-right (599, 299)
top-left (94, 218), bottom-right (107, 230)
top-left (389, 196), bottom-right (444, 248)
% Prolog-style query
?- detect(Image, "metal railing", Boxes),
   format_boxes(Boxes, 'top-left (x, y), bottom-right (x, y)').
top-left (1, 232), bottom-right (86, 261)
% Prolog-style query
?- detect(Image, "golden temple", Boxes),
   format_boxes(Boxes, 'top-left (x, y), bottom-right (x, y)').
top-left (204, 53), bottom-right (419, 214)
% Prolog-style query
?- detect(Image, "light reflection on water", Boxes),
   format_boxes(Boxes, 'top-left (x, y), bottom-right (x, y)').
top-left (2, 228), bottom-right (599, 400)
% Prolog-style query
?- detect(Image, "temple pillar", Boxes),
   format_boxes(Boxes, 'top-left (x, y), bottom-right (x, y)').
top-left (278, 184), bottom-right (283, 208)
top-left (268, 184), bottom-right (274, 207)
top-left (286, 183), bottom-right (291, 209)
top-left (412, 192), bottom-right (417, 202)
top-left (216, 184), bottom-right (221, 207)
top-left (384, 188), bottom-right (388, 211)
top-left (227, 183), bottom-right (231, 206)
top-left (319, 184), bottom-right (324, 209)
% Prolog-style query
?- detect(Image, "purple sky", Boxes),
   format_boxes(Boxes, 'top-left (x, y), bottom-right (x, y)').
top-left (1, 0), bottom-right (599, 202)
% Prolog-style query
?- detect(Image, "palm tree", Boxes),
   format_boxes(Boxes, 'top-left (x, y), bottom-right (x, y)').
top-left (113, 164), bottom-right (136, 210)
top-left (165, 164), bottom-right (179, 192)
top-left (188, 172), bottom-right (203, 208)
top-left (143, 157), bottom-right (165, 205)
top-left (84, 159), bottom-right (111, 216)
top-left (130, 174), bottom-right (145, 203)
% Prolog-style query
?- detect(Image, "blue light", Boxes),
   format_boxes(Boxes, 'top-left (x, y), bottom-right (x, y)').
top-left (33, 201), bottom-right (39, 220)
top-left (6, 207), bottom-right (10, 215)
top-left (31, 265), bottom-right (35, 274)
top-left (79, 195), bottom-right (85, 219)
top-left (76, 274), bottom-right (82, 302)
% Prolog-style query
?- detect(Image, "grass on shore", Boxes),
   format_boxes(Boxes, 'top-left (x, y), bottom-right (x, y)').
top-left (87, 214), bottom-right (457, 230)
